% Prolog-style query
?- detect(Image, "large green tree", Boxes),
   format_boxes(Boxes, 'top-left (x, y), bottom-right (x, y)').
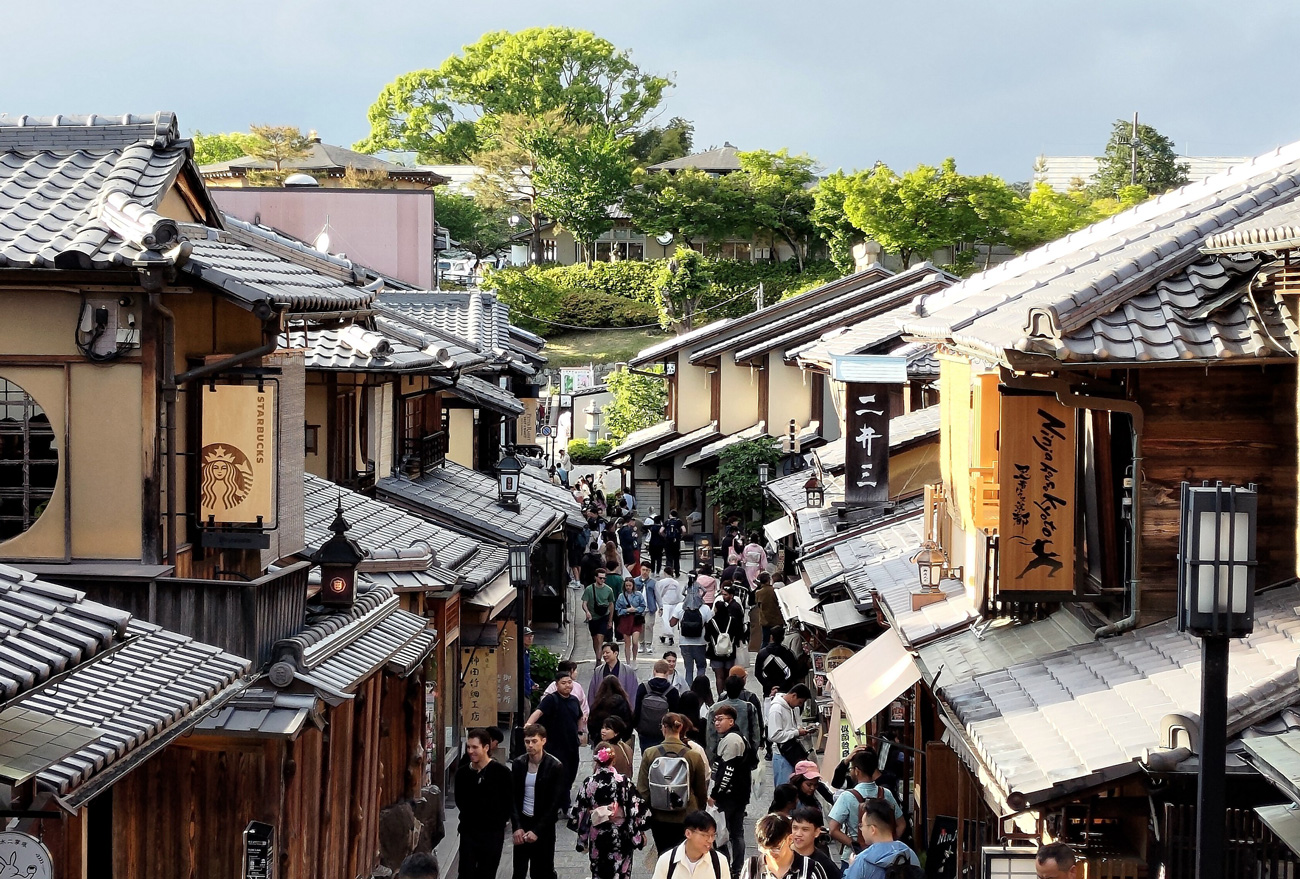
top-left (811, 171), bottom-right (864, 273)
top-left (603, 366), bottom-right (667, 442)
top-left (356, 27), bottom-right (671, 162)
top-left (530, 124), bottom-right (634, 265)
top-left (738, 149), bottom-right (819, 272)
top-left (630, 117), bottom-right (694, 166)
top-left (625, 167), bottom-right (754, 249)
top-left (1092, 118), bottom-right (1189, 198)
top-left (842, 159), bottom-right (968, 266)
top-left (654, 247), bottom-right (712, 332)
top-left (705, 438), bottom-right (783, 522)
top-left (192, 131), bottom-right (257, 165)
top-left (435, 192), bottom-right (514, 270)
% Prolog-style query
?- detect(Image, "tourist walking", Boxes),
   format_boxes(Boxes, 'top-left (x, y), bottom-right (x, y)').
top-left (650, 810), bottom-right (729, 879)
top-left (636, 713), bottom-right (710, 851)
top-left (614, 578), bottom-right (648, 664)
top-left (527, 669), bottom-right (585, 811)
top-left (633, 659), bottom-right (681, 752)
top-left (510, 724), bottom-right (566, 879)
top-left (573, 745), bottom-right (650, 879)
top-left (708, 704), bottom-right (754, 878)
top-left (453, 728), bottom-right (513, 878)
top-left (582, 570), bottom-right (616, 658)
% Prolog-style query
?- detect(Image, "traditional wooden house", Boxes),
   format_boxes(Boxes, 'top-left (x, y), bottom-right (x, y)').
top-left (615, 264), bottom-right (951, 528)
top-left (817, 141), bottom-right (1300, 876)
top-left (0, 111), bottom-right (447, 876)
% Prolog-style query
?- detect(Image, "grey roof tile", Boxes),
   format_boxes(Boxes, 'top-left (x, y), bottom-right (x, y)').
top-left (938, 583), bottom-right (1300, 805)
top-left (450, 372), bottom-right (524, 416)
top-left (281, 324), bottom-right (457, 374)
top-left (605, 421), bottom-right (678, 462)
top-left (642, 421), bottom-right (720, 464)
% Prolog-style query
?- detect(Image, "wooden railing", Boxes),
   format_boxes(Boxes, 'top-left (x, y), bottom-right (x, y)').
top-left (402, 431), bottom-right (448, 477)
top-left (970, 465), bottom-right (999, 532)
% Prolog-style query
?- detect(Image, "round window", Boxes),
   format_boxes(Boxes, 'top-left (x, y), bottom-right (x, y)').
top-left (0, 379), bottom-right (58, 541)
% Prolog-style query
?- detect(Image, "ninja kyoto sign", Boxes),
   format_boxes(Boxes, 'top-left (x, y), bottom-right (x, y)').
top-left (998, 393), bottom-right (1076, 593)
top-left (845, 383), bottom-right (891, 508)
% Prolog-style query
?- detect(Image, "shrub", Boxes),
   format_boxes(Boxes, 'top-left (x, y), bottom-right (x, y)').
top-left (528, 645), bottom-right (560, 708)
top-left (568, 439), bottom-right (614, 463)
top-left (554, 288), bottom-right (658, 328)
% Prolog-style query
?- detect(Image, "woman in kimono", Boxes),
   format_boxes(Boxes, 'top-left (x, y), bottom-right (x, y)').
top-left (572, 745), bottom-right (649, 879)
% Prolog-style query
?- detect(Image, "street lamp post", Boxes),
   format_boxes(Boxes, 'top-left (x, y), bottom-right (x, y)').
top-left (758, 462), bottom-right (770, 526)
top-left (1177, 480), bottom-right (1257, 879)
top-left (498, 446), bottom-right (522, 512)
top-left (509, 542), bottom-right (530, 751)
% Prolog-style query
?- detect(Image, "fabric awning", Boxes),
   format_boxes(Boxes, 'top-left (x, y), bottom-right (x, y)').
top-left (466, 571), bottom-right (516, 615)
top-left (776, 581), bottom-right (823, 629)
top-left (764, 517), bottom-right (796, 543)
top-left (827, 627), bottom-right (921, 729)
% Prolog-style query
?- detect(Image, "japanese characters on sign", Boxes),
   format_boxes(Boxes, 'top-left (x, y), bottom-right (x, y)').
top-left (497, 622), bottom-right (518, 709)
top-left (844, 382), bottom-right (891, 508)
top-left (200, 382), bottom-right (278, 528)
top-left (998, 392), bottom-right (1076, 593)
top-left (461, 646), bottom-right (498, 728)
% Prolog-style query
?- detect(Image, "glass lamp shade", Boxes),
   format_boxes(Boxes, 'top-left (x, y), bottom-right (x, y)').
top-left (804, 477), bottom-right (825, 509)
top-left (509, 544), bottom-right (530, 587)
top-left (498, 448), bottom-right (523, 506)
top-left (1178, 482), bottom-right (1257, 638)
top-left (910, 541), bottom-right (948, 590)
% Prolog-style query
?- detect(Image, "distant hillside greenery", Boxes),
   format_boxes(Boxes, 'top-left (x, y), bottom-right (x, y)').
top-left (482, 257), bottom-right (840, 333)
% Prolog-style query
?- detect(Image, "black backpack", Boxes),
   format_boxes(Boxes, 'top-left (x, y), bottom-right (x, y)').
top-left (680, 606), bottom-right (704, 638)
top-left (666, 518), bottom-right (684, 542)
top-left (667, 845), bottom-right (721, 879)
top-left (883, 851), bottom-right (924, 879)
top-left (638, 686), bottom-right (671, 739)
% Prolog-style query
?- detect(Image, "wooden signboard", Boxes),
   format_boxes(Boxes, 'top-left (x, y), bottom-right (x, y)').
top-left (461, 647), bottom-right (498, 728)
top-left (497, 621), bottom-right (518, 710)
top-left (998, 393), bottom-right (1076, 593)
top-left (844, 382), bottom-right (891, 509)
top-left (200, 382), bottom-right (278, 527)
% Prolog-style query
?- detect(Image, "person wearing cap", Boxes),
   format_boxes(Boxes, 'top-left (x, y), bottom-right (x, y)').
top-left (522, 626), bottom-right (538, 697)
top-left (827, 749), bottom-right (904, 867)
top-left (789, 761), bottom-right (838, 813)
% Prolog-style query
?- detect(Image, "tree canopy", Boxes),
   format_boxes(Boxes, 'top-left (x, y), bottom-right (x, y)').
top-left (630, 117), bottom-right (694, 167)
top-left (603, 366), bottom-right (667, 442)
top-left (435, 192), bottom-right (515, 268)
top-left (192, 131), bottom-right (257, 166)
top-left (705, 438), bottom-right (783, 522)
top-left (625, 167), bottom-right (753, 249)
top-left (811, 171), bottom-right (864, 273)
top-left (1092, 118), bottom-right (1189, 198)
top-left (738, 149), bottom-right (819, 272)
top-left (655, 247), bottom-right (712, 332)
top-left (530, 124), bottom-right (634, 264)
top-left (356, 27), bottom-right (671, 163)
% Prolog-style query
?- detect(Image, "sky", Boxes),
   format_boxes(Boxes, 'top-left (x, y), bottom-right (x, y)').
top-left (6, 0), bottom-right (1300, 181)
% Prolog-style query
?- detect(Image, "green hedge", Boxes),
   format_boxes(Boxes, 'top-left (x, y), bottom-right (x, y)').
top-left (484, 256), bottom-right (844, 330)
top-left (568, 439), bottom-right (613, 463)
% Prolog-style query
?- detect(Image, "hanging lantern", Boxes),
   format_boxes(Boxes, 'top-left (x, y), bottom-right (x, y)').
top-left (804, 475), bottom-right (825, 509)
top-left (312, 504), bottom-right (366, 608)
top-left (498, 446), bottom-right (522, 511)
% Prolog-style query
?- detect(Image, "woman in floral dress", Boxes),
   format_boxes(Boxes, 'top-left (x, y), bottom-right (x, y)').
top-left (572, 745), bottom-right (649, 879)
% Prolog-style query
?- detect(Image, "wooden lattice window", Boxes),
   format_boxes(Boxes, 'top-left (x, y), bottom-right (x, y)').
top-left (0, 378), bottom-right (58, 540)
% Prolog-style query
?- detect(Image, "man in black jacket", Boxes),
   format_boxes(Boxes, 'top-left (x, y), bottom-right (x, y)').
top-left (709, 704), bottom-right (752, 879)
top-left (454, 728), bottom-right (513, 878)
top-left (633, 659), bottom-right (682, 751)
top-left (511, 723), bottom-right (566, 879)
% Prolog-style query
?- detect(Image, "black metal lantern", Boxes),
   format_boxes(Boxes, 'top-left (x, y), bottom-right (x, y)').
top-left (313, 504), bottom-right (365, 608)
top-left (804, 475), bottom-right (825, 508)
top-left (509, 543), bottom-right (530, 588)
top-left (911, 540), bottom-right (948, 590)
top-left (1178, 481), bottom-right (1258, 638)
top-left (758, 462), bottom-right (770, 486)
top-left (498, 446), bottom-right (523, 511)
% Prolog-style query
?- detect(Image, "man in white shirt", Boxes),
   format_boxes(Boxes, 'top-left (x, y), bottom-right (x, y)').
top-left (766, 684), bottom-right (813, 788)
top-left (651, 810), bottom-right (730, 879)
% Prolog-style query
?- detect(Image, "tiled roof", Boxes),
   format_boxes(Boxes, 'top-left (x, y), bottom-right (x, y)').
top-left (723, 267), bottom-right (953, 364)
top-left (0, 563), bottom-right (248, 805)
top-left (794, 475), bottom-right (845, 543)
top-left (376, 460), bottom-right (564, 546)
top-left (281, 324), bottom-right (457, 374)
top-left (642, 421), bottom-right (720, 465)
top-left (939, 583), bottom-right (1300, 806)
top-left (0, 111), bottom-right (201, 271)
top-left (648, 145), bottom-right (743, 173)
top-left (683, 422), bottom-right (770, 467)
top-left (889, 405), bottom-right (941, 448)
top-left (605, 420), bottom-right (678, 462)
top-left (373, 306), bottom-right (484, 368)
top-left (182, 222), bottom-right (381, 314)
top-left (450, 372), bottom-right (525, 416)
top-left (304, 473), bottom-right (484, 585)
top-left (1204, 198), bottom-right (1300, 253)
top-left (904, 142), bottom-right (1300, 364)
top-left (193, 688), bottom-right (318, 738)
top-left (791, 298), bottom-right (917, 366)
top-left (274, 584), bottom-right (437, 696)
top-left (379, 291), bottom-right (505, 353)
top-left (519, 469), bottom-right (582, 525)
top-left (915, 609), bottom-right (1096, 687)
top-left (1029, 253), bottom-right (1291, 363)
top-left (800, 507), bottom-right (975, 645)
top-left (200, 140), bottom-right (445, 184)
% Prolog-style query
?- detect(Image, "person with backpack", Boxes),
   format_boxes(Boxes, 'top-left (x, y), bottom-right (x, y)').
top-left (707, 584), bottom-right (746, 692)
top-left (647, 514), bottom-right (667, 575)
top-left (708, 704), bottom-right (753, 878)
top-left (841, 800), bottom-right (920, 879)
top-left (634, 659), bottom-right (682, 750)
top-left (791, 806), bottom-right (842, 877)
top-left (827, 750), bottom-right (905, 870)
top-left (756, 637), bottom-right (802, 697)
top-left (636, 712), bottom-right (710, 851)
top-left (665, 510), bottom-right (685, 576)
top-left (705, 675), bottom-right (761, 758)
top-left (667, 578), bottom-right (712, 682)
top-left (583, 569), bottom-right (617, 658)
top-left (650, 809), bottom-right (729, 879)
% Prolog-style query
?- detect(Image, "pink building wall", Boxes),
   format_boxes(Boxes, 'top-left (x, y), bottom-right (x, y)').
top-left (211, 188), bottom-right (437, 288)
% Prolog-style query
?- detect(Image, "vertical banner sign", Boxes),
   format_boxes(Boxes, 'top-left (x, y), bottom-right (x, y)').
top-left (517, 399), bottom-right (539, 445)
top-left (461, 647), bottom-right (498, 727)
top-left (998, 393), bottom-right (1076, 593)
top-left (497, 621), bottom-right (518, 710)
top-left (201, 383), bottom-right (278, 527)
top-left (845, 382), bottom-right (891, 508)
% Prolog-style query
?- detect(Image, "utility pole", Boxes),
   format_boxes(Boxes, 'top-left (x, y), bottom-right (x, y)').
top-left (1130, 111), bottom-right (1139, 188)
